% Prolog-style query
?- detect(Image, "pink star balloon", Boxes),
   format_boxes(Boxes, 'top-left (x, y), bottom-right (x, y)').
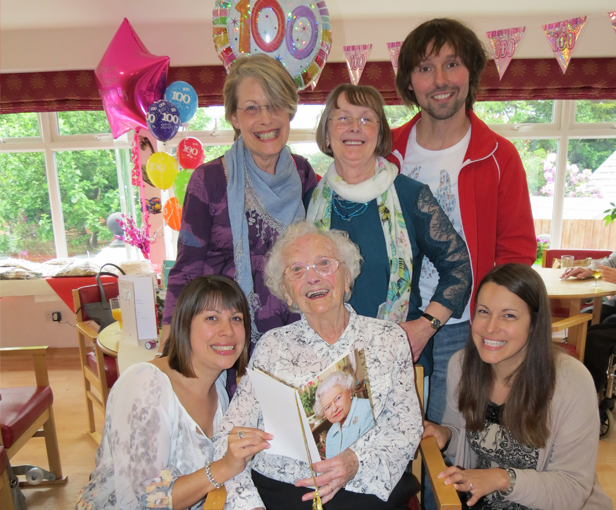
top-left (96, 19), bottom-right (169, 138)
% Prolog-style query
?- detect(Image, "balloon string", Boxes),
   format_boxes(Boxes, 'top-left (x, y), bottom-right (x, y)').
top-left (295, 394), bottom-right (323, 510)
top-left (131, 128), bottom-right (151, 260)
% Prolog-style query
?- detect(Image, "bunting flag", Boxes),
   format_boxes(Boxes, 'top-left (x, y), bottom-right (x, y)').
top-left (386, 42), bottom-right (403, 76)
top-left (486, 27), bottom-right (526, 80)
top-left (542, 17), bottom-right (587, 74)
top-left (343, 45), bottom-right (372, 85)
top-left (609, 12), bottom-right (616, 33)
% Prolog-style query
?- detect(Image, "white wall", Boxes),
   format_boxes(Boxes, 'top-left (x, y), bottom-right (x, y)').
top-left (2, 14), bottom-right (615, 73)
top-left (0, 295), bottom-right (76, 348)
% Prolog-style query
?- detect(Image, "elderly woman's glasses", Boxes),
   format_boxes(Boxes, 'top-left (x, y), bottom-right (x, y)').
top-left (236, 104), bottom-right (280, 116)
top-left (330, 115), bottom-right (379, 128)
top-left (284, 257), bottom-right (340, 281)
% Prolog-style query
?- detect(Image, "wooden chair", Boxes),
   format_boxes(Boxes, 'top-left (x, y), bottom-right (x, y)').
top-left (552, 313), bottom-right (593, 362)
top-left (0, 444), bottom-right (15, 510)
top-left (203, 364), bottom-right (461, 510)
top-left (0, 347), bottom-right (67, 489)
top-left (73, 283), bottom-right (120, 444)
top-left (542, 249), bottom-right (612, 269)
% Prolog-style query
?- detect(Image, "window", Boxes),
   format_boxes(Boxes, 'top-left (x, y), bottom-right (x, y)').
top-left (2, 100), bottom-right (614, 263)
top-left (0, 112), bottom-right (136, 261)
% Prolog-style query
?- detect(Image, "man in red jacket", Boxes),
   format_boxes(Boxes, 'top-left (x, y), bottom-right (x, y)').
top-left (390, 19), bottom-right (536, 428)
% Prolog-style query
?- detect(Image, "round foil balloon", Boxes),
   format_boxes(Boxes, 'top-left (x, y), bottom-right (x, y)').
top-left (212, 0), bottom-right (332, 90)
top-left (177, 137), bottom-right (205, 169)
top-left (95, 18), bottom-right (169, 139)
top-left (146, 100), bottom-right (181, 142)
top-left (163, 197), bottom-right (183, 231)
top-left (173, 169), bottom-right (194, 206)
top-left (146, 152), bottom-right (178, 190)
top-left (164, 81), bottom-right (199, 124)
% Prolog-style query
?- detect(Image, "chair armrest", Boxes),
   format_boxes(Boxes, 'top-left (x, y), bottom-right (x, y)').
top-left (420, 436), bottom-right (461, 510)
top-left (0, 346), bottom-right (50, 387)
top-left (551, 313), bottom-right (592, 333)
top-left (203, 487), bottom-right (227, 510)
top-left (76, 321), bottom-right (100, 340)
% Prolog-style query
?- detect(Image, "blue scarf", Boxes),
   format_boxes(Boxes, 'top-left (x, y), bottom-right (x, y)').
top-left (225, 137), bottom-right (304, 339)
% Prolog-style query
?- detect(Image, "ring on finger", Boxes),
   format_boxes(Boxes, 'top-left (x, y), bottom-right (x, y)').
top-left (238, 431), bottom-right (245, 439)
top-left (469, 482), bottom-right (473, 492)
top-left (327, 483), bottom-right (333, 492)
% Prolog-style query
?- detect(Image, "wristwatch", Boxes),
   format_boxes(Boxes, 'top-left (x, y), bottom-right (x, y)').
top-left (500, 467), bottom-right (516, 496)
top-left (421, 312), bottom-right (442, 331)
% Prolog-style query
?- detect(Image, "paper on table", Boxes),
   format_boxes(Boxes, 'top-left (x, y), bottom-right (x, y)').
top-left (247, 368), bottom-right (321, 464)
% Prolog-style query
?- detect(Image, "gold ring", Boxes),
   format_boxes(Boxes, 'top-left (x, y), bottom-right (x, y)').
top-left (327, 483), bottom-right (333, 492)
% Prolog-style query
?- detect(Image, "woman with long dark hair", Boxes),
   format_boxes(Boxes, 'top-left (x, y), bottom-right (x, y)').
top-left (423, 263), bottom-right (611, 509)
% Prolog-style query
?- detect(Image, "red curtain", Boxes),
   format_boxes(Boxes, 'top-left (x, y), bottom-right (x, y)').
top-left (1, 58), bottom-right (615, 114)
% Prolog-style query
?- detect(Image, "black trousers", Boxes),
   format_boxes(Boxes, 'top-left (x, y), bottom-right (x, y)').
top-left (252, 469), bottom-right (418, 510)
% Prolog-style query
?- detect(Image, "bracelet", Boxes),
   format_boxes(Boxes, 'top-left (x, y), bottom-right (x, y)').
top-left (204, 461), bottom-right (224, 489)
top-left (499, 467), bottom-right (516, 496)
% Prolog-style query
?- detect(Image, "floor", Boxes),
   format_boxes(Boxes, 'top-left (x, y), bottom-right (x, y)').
top-left (1, 348), bottom-right (615, 509)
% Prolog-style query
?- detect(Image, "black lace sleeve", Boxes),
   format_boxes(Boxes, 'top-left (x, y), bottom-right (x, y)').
top-left (413, 185), bottom-right (472, 318)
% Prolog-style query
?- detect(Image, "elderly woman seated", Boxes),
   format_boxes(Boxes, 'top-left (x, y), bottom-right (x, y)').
top-left (213, 222), bottom-right (422, 510)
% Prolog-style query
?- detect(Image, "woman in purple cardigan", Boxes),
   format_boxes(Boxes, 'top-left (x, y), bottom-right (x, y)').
top-left (162, 55), bottom-right (318, 372)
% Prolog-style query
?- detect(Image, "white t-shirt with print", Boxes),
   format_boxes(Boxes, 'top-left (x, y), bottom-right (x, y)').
top-left (401, 124), bottom-right (472, 324)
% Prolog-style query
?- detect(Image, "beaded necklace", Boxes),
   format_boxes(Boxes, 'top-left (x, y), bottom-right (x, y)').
top-left (332, 193), bottom-right (369, 221)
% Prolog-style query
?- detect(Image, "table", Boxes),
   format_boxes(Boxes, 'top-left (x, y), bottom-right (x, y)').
top-left (98, 322), bottom-right (157, 374)
top-left (534, 267), bottom-right (616, 325)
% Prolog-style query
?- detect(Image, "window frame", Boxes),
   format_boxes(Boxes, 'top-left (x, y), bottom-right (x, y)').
top-left (1, 100), bottom-right (615, 260)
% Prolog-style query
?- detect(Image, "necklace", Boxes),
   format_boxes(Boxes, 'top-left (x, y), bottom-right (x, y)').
top-left (332, 193), bottom-right (369, 221)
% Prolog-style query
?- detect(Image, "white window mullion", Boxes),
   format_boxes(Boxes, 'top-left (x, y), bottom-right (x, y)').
top-left (38, 112), bottom-right (68, 258)
top-left (550, 100), bottom-right (574, 249)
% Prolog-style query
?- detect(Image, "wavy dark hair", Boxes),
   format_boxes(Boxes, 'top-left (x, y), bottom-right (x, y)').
top-left (163, 275), bottom-right (251, 378)
top-left (396, 18), bottom-right (487, 111)
top-left (458, 263), bottom-right (556, 448)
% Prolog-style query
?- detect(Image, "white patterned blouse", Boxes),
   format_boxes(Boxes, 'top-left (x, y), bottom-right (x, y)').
top-left (75, 363), bottom-right (228, 510)
top-left (213, 305), bottom-right (422, 510)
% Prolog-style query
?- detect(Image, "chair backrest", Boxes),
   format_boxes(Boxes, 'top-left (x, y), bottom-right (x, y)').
top-left (74, 282), bottom-right (119, 322)
top-left (542, 249), bottom-right (612, 268)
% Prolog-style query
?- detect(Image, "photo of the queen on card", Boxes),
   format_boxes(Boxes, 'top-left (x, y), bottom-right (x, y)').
top-left (300, 350), bottom-right (375, 459)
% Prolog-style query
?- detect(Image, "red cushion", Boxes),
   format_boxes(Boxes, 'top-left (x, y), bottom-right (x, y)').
top-left (86, 352), bottom-right (118, 387)
top-left (544, 249), bottom-right (612, 269)
top-left (0, 386), bottom-right (53, 449)
top-left (78, 282), bottom-right (119, 322)
top-left (0, 445), bottom-right (7, 475)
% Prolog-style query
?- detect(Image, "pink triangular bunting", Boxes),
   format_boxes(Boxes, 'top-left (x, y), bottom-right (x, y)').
top-left (386, 41), bottom-right (403, 76)
top-left (343, 45), bottom-right (372, 85)
top-left (486, 27), bottom-right (526, 80)
top-left (542, 17), bottom-right (587, 74)
top-left (609, 12), bottom-right (616, 33)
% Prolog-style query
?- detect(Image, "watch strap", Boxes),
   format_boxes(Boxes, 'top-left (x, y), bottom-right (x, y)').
top-left (421, 312), bottom-right (442, 331)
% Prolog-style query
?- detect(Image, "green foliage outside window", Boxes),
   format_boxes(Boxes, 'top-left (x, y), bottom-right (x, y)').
top-left (0, 112), bottom-right (40, 138)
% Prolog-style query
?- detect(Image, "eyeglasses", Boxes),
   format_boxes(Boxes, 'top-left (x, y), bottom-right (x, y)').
top-left (236, 104), bottom-right (281, 117)
top-left (329, 115), bottom-right (380, 128)
top-left (284, 257), bottom-right (340, 281)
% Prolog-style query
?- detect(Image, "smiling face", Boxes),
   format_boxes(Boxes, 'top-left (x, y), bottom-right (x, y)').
top-left (189, 306), bottom-right (246, 374)
top-left (230, 77), bottom-right (291, 173)
top-left (326, 93), bottom-right (380, 183)
top-left (321, 385), bottom-right (353, 426)
top-left (282, 233), bottom-right (351, 323)
top-left (409, 42), bottom-right (470, 123)
top-left (472, 282), bottom-right (532, 379)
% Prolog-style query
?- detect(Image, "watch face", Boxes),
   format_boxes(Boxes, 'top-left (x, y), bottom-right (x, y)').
top-left (432, 318), bottom-right (442, 329)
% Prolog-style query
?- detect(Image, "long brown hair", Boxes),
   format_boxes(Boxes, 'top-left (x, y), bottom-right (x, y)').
top-left (163, 275), bottom-right (251, 378)
top-left (458, 263), bottom-right (556, 448)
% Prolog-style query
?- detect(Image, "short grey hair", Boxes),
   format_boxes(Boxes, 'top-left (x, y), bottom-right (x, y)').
top-left (223, 54), bottom-right (299, 140)
top-left (265, 222), bottom-right (363, 312)
top-left (313, 371), bottom-right (355, 418)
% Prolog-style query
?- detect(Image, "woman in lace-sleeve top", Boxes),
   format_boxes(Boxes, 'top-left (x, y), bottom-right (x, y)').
top-left (75, 276), bottom-right (272, 510)
top-left (305, 84), bottom-right (471, 376)
top-left (162, 54), bottom-right (318, 368)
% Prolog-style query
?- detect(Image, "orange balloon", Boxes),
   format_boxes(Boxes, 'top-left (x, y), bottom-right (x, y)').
top-left (163, 197), bottom-right (183, 231)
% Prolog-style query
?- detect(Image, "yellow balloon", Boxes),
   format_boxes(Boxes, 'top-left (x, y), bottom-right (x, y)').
top-left (146, 152), bottom-right (178, 190)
